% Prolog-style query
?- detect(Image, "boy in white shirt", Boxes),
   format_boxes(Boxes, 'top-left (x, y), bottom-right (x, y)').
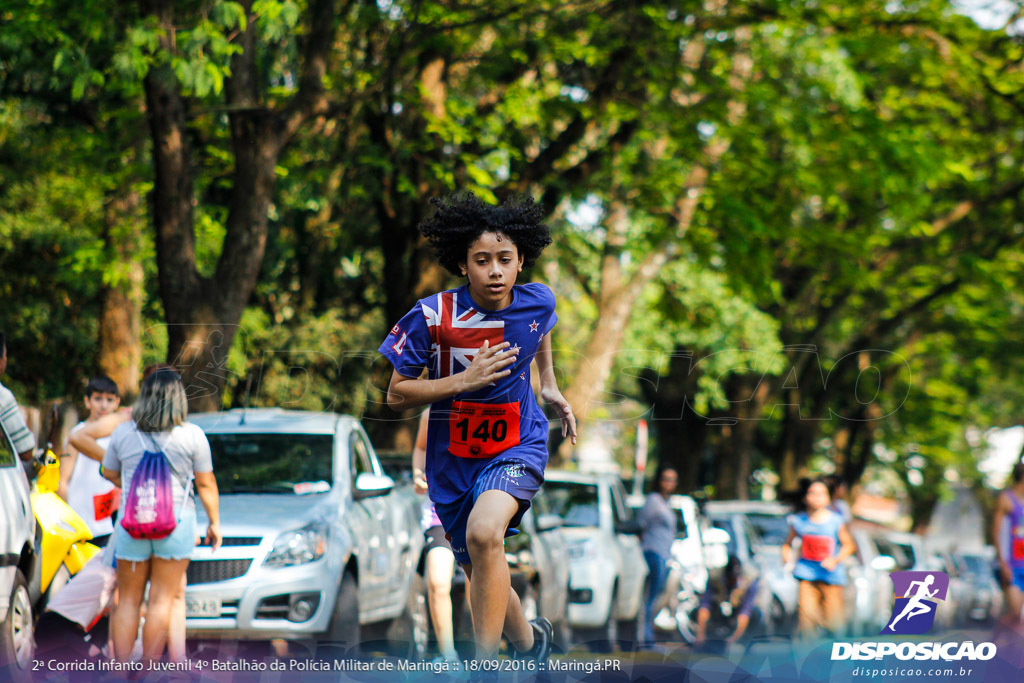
top-left (59, 376), bottom-right (126, 547)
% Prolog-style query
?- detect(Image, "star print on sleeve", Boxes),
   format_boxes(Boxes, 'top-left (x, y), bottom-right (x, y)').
top-left (529, 320), bottom-right (539, 333)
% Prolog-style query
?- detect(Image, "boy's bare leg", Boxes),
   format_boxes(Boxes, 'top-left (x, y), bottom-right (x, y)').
top-left (462, 565), bottom-right (530, 652)
top-left (465, 490), bottom-right (533, 658)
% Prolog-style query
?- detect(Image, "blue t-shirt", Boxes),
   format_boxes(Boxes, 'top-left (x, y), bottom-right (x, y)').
top-left (699, 575), bottom-right (761, 618)
top-left (789, 510), bottom-right (847, 585)
top-left (378, 282), bottom-right (557, 505)
top-left (1006, 491), bottom-right (1024, 570)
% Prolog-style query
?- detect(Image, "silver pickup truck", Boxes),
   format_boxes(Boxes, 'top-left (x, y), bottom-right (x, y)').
top-left (184, 409), bottom-right (426, 656)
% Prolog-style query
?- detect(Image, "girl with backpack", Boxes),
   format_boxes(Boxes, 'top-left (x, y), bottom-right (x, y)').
top-left (100, 368), bottom-right (221, 663)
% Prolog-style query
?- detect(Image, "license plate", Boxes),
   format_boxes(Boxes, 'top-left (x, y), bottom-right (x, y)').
top-left (185, 597), bottom-right (221, 618)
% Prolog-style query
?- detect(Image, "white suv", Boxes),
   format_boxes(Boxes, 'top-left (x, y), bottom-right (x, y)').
top-left (0, 419), bottom-right (35, 677)
top-left (544, 471), bottom-right (647, 652)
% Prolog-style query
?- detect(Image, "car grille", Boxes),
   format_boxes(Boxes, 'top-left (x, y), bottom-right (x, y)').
top-left (197, 537), bottom-right (262, 547)
top-left (187, 559), bottom-right (253, 585)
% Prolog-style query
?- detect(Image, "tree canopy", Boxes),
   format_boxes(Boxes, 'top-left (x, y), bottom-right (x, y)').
top-left (2, 0), bottom-right (1022, 527)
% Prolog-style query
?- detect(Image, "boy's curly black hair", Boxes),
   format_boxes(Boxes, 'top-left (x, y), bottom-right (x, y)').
top-left (418, 192), bottom-right (552, 277)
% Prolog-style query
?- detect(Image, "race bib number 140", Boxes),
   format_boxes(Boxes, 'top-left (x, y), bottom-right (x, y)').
top-left (448, 401), bottom-right (521, 459)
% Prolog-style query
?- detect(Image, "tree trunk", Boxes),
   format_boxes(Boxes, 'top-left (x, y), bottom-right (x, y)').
top-left (141, 0), bottom-right (332, 411)
top-left (559, 30), bottom-right (753, 459)
top-left (97, 266), bottom-right (143, 401)
top-left (776, 398), bottom-right (820, 494)
top-left (561, 206), bottom-right (636, 422)
top-left (640, 350), bottom-right (711, 494)
top-left (714, 375), bottom-right (770, 499)
top-left (96, 190), bottom-right (144, 401)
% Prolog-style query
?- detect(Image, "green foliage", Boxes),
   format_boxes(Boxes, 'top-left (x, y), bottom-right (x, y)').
top-left (1, 0), bottom-right (1022, 523)
top-left (0, 101), bottom-right (105, 401)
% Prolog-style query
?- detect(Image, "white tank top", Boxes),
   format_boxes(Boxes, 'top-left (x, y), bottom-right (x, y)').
top-left (66, 422), bottom-right (116, 537)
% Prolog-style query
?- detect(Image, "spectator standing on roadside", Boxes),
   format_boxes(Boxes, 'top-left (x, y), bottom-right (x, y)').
top-left (59, 376), bottom-right (125, 548)
top-left (95, 369), bottom-right (221, 664)
top-left (637, 467), bottom-right (678, 648)
top-left (0, 331), bottom-right (36, 462)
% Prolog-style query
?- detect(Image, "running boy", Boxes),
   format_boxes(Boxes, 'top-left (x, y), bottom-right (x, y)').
top-left (59, 376), bottom-right (123, 547)
top-left (378, 193), bottom-right (576, 662)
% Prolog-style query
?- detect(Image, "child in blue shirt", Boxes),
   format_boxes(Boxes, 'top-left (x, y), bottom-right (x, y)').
top-left (782, 478), bottom-right (856, 638)
top-left (379, 193), bottom-right (576, 663)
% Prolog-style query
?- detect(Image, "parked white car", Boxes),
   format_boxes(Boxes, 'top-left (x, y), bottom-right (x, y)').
top-left (544, 471), bottom-right (647, 651)
top-left (508, 491), bottom-right (572, 649)
top-left (0, 419), bottom-right (36, 677)
top-left (846, 525), bottom-right (898, 635)
top-left (186, 409), bottom-right (426, 656)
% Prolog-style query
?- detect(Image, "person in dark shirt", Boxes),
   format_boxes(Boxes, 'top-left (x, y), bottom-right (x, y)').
top-left (694, 555), bottom-right (761, 652)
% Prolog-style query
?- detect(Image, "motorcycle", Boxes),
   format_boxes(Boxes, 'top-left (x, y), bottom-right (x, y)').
top-left (31, 406), bottom-right (99, 603)
top-left (667, 557), bottom-right (705, 644)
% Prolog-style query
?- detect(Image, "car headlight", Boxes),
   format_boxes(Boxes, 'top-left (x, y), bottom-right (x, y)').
top-left (567, 540), bottom-right (596, 561)
top-left (264, 521), bottom-right (329, 568)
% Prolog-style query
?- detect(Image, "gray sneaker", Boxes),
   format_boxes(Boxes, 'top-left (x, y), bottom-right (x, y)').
top-left (512, 617), bottom-right (553, 663)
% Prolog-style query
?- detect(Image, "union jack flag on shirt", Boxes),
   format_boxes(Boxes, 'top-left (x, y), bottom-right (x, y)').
top-left (424, 290), bottom-right (505, 378)
top-left (381, 283), bottom-right (555, 386)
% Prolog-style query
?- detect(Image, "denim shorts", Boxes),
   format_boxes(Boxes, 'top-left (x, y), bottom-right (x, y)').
top-left (115, 504), bottom-right (197, 562)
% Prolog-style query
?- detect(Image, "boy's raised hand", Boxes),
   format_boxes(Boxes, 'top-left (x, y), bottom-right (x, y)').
top-left (462, 339), bottom-right (518, 392)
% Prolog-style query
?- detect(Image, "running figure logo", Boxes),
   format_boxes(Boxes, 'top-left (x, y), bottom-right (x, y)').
top-left (883, 571), bottom-right (950, 635)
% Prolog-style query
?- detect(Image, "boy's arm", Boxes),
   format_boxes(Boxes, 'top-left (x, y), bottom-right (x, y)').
top-left (534, 334), bottom-right (577, 445)
top-left (411, 409), bottom-right (429, 493)
top-left (68, 411), bottom-right (130, 461)
top-left (69, 430), bottom-right (104, 462)
top-left (57, 449), bottom-right (77, 501)
top-left (387, 340), bottom-right (519, 411)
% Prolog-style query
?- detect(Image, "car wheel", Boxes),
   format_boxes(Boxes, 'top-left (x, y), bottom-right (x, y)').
top-left (324, 571), bottom-right (360, 654)
top-left (616, 592), bottom-right (640, 652)
top-left (574, 584), bottom-right (618, 654)
top-left (520, 581), bottom-right (539, 623)
top-left (616, 617), bottom-right (638, 651)
top-left (674, 586), bottom-right (701, 645)
top-left (618, 575), bottom-right (648, 650)
top-left (767, 595), bottom-right (787, 636)
top-left (551, 587), bottom-right (572, 654)
top-left (574, 619), bottom-right (618, 654)
top-left (39, 563), bottom-right (71, 611)
top-left (386, 572), bottom-right (429, 660)
top-left (597, 607), bottom-right (619, 653)
top-left (0, 570), bottom-right (34, 682)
